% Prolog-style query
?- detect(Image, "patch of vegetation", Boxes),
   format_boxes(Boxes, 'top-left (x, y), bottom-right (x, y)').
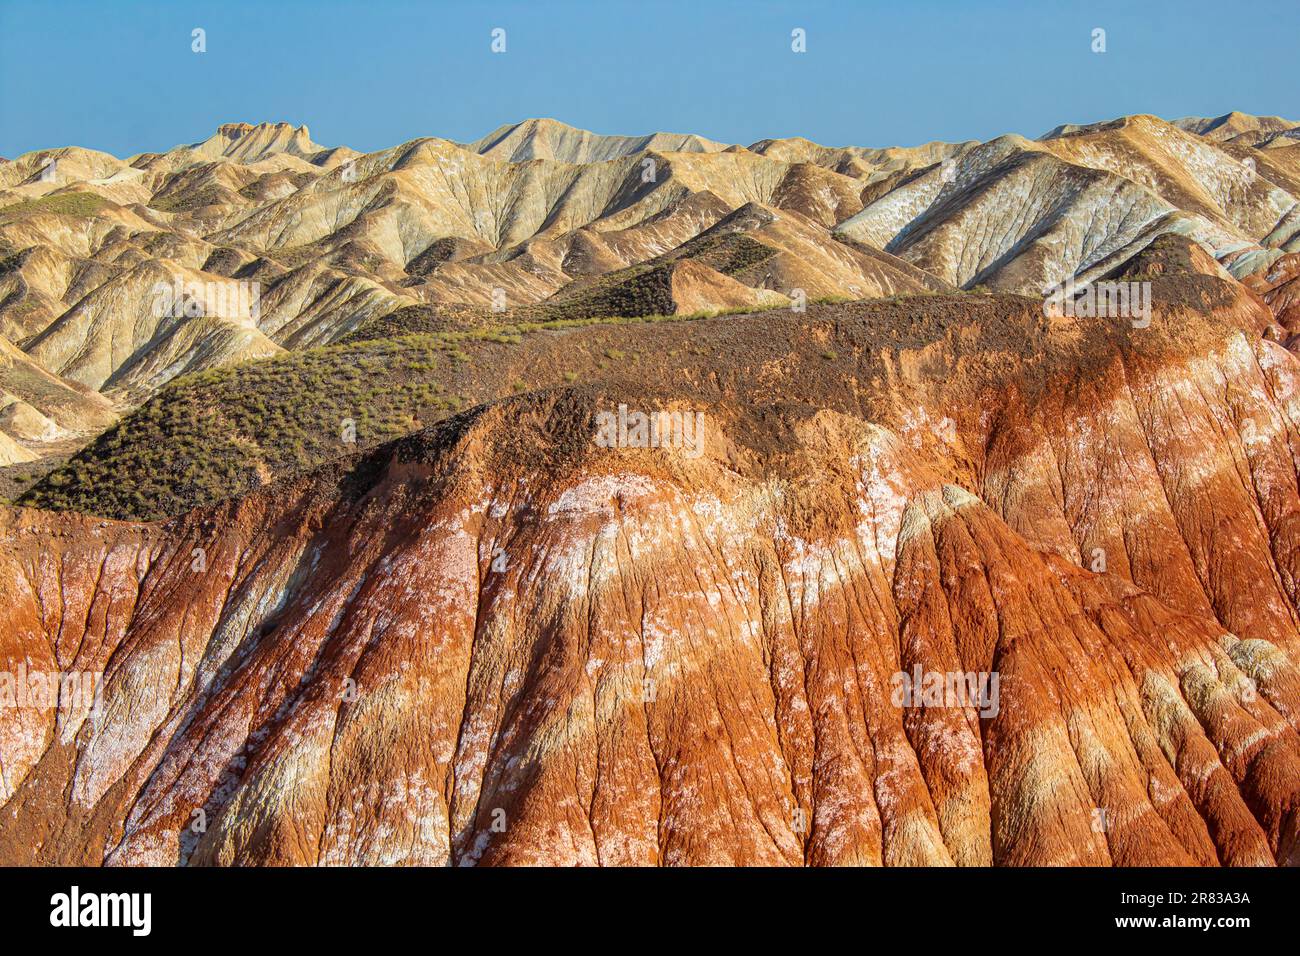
top-left (0, 454), bottom-right (68, 505)
top-left (495, 303), bottom-right (778, 336)
top-left (0, 192), bottom-right (110, 222)
top-left (20, 334), bottom-right (464, 520)
top-left (0, 250), bottom-right (28, 274)
top-left (149, 186), bottom-right (228, 213)
top-left (266, 242), bottom-right (326, 270)
top-left (674, 233), bottom-right (779, 278)
top-left (21, 297), bottom-right (792, 520)
top-left (339, 303), bottom-right (487, 344)
top-left (522, 263), bottom-right (677, 324)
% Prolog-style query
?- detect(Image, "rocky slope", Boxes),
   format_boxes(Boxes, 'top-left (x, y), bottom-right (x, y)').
top-left (2, 274), bottom-right (1299, 866)
top-left (0, 334), bottom-right (116, 462)
top-left (2, 113), bottom-right (1298, 471)
top-left (835, 115), bottom-right (1298, 292)
top-left (4, 115), bottom-right (1300, 867)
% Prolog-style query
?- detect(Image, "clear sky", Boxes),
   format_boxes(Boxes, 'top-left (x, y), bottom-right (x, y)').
top-left (1, 0), bottom-right (1295, 158)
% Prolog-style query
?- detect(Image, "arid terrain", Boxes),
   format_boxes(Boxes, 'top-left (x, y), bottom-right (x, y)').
top-left (2, 113), bottom-right (1300, 866)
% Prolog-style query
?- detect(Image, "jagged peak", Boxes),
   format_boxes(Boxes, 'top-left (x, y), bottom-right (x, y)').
top-left (1039, 113), bottom-right (1177, 140)
top-left (214, 120), bottom-right (310, 141)
top-left (464, 117), bottom-right (728, 163)
top-left (179, 122), bottom-right (324, 164)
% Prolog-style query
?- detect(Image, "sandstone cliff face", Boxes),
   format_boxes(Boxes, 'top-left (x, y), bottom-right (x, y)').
top-left (2, 284), bottom-right (1298, 866)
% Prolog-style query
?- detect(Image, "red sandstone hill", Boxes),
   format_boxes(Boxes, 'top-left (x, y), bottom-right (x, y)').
top-left (2, 273), bottom-right (1298, 866)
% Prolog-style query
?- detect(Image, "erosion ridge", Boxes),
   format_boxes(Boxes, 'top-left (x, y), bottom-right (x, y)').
top-left (1, 112), bottom-right (1298, 472)
top-left (2, 271), bottom-right (1299, 866)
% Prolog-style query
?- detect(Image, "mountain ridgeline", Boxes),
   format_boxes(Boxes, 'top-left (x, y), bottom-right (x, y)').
top-left (1, 113), bottom-right (1300, 866)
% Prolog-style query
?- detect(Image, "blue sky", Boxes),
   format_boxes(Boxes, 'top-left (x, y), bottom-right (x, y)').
top-left (1, 0), bottom-right (1294, 158)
